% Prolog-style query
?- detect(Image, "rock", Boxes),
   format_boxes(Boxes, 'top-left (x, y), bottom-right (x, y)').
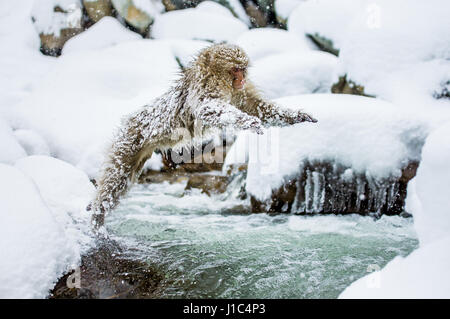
top-left (32, 1), bottom-right (85, 56)
top-left (244, 1), bottom-right (269, 27)
top-left (185, 174), bottom-right (229, 195)
top-left (331, 74), bottom-right (373, 97)
top-left (83, 0), bottom-right (113, 23)
top-left (306, 33), bottom-right (339, 56)
top-left (50, 239), bottom-right (163, 299)
top-left (111, 0), bottom-right (158, 34)
top-left (433, 80), bottom-right (450, 99)
top-left (159, 144), bottom-right (230, 173)
top-left (249, 160), bottom-right (420, 216)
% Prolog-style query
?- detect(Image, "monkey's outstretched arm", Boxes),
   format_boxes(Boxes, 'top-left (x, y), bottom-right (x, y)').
top-left (195, 99), bottom-right (264, 134)
top-left (240, 84), bottom-right (318, 127)
top-left (90, 109), bottom-right (154, 228)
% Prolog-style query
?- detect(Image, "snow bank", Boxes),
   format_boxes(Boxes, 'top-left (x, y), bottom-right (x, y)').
top-left (0, 164), bottom-right (77, 298)
top-left (159, 39), bottom-right (210, 68)
top-left (250, 51), bottom-right (338, 99)
top-left (407, 124), bottom-right (450, 245)
top-left (15, 155), bottom-right (96, 251)
top-left (0, 0), bottom-right (55, 112)
top-left (62, 16), bottom-right (142, 55)
top-left (13, 40), bottom-right (179, 178)
top-left (288, 0), bottom-right (364, 49)
top-left (13, 129), bottom-right (51, 156)
top-left (275, 0), bottom-right (304, 21)
top-left (0, 118), bottom-right (27, 164)
top-left (340, 122), bottom-right (450, 298)
top-left (225, 94), bottom-right (427, 201)
top-left (233, 28), bottom-right (312, 62)
top-left (288, 0), bottom-right (450, 104)
top-left (151, 5), bottom-right (248, 42)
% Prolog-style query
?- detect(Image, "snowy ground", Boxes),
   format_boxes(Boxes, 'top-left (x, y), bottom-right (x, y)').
top-left (0, 0), bottom-right (449, 298)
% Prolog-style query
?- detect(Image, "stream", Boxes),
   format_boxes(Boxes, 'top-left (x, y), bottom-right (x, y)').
top-left (106, 181), bottom-right (418, 298)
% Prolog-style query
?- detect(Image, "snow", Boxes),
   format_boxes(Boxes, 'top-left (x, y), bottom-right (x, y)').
top-left (340, 122), bottom-right (450, 298)
top-left (250, 51), bottom-right (338, 99)
top-left (151, 5), bottom-right (248, 42)
top-left (407, 124), bottom-right (450, 246)
top-left (12, 40), bottom-right (179, 178)
top-left (274, 0), bottom-right (304, 21)
top-left (0, 117), bottom-right (27, 164)
top-left (159, 39), bottom-right (210, 68)
top-left (62, 16), bottom-right (142, 55)
top-left (13, 129), bottom-right (51, 156)
top-left (0, 0), bottom-right (55, 113)
top-left (287, 0), bottom-right (365, 49)
top-left (233, 28), bottom-right (313, 62)
top-left (287, 0), bottom-right (450, 104)
top-left (0, 164), bottom-right (78, 298)
top-left (225, 94), bottom-right (427, 201)
top-left (143, 152), bottom-right (164, 171)
top-left (31, 0), bottom-right (83, 36)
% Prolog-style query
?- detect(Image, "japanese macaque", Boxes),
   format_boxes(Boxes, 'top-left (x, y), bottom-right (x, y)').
top-left (90, 43), bottom-right (317, 228)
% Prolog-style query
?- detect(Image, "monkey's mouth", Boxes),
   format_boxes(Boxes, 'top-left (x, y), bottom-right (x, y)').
top-left (234, 78), bottom-right (246, 89)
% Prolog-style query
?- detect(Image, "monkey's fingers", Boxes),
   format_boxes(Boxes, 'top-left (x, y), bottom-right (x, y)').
top-left (299, 112), bottom-right (318, 123)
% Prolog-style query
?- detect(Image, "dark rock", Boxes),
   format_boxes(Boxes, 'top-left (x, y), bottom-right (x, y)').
top-left (83, 0), bottom-right (113, 23)
top-left (331, 74), bottom-right (374, 97)
top-left (433, 80), bottom-right (450, 99)
top-left (307, 33), bottom-right (339, 56)
top-left (50, 239), bottom-right (163, 299)
top-left (185, 174), bottom-right (229, 195)
top-left (249, 160), bottom-right (420, 216)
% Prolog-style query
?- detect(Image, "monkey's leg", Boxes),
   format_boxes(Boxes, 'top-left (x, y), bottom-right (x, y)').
top-left (92, 144), bottom-right (154, 229)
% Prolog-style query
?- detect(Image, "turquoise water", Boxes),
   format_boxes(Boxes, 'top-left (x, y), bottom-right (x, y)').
top-left (107, 182), bottom-right (418, 298)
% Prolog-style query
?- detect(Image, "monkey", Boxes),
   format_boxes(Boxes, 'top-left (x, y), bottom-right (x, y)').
top-left (90, 43), bottom-right (317, 228)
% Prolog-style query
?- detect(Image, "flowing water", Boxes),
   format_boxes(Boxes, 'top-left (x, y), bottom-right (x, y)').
top-left (106, 181), bottom-right (418, 298)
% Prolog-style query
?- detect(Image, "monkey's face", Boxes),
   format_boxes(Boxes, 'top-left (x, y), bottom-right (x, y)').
top-left (231, 67), bottom-right (247, 90)
top-left (197, 44), bottom-right (250, 91)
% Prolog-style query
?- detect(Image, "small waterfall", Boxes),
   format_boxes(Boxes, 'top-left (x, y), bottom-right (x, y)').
top-left (248, 160), bottom-right (419, 216)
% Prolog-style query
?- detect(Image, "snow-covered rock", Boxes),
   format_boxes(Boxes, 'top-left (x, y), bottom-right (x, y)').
top-left (111, 0), bottom-right (162, 33)
top-left (225, 94), bottom-right (427, 206)
top-left (0, 118), bottom-right (27, 164)
top-left (340, 122), bottom-right (450, 298)
top-left (234, 28), bottom-right (312, 62)
top-left (250, 51), bottom-right (338, 99)
top-left (15, 156), bottom-right (95, 240)
top-left (0, 164), bottom-right (77, 298)
top-left (151, 5), bottom-right (248, 42)
top-left (274, 0), bottom-right (304, 22)
top-left (62, 16), bottom-right (142, 54)
top-left (160, 39), bottom-right (210, 68)
top-left (13, 129), bottom-right (51, 156)
top-left (13, 40), bottom-right (179, 178)
top-left (83, 0), bottom-right (113, 23)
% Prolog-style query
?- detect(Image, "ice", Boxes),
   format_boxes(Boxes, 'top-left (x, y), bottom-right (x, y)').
top-left (340, 121), bottom-right (450, 298)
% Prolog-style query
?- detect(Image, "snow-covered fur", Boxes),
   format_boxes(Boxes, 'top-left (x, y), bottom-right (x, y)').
top-left (91, 43), bottom-right (317, 227)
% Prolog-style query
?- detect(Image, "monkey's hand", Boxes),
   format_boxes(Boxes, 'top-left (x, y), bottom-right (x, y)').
top-left (293, 111), bottom-right (318, 124)
top-left (242, 118), bottom-right (264, 135)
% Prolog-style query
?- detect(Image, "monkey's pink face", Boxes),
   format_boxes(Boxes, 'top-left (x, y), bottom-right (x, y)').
top-left (231, 67), bottom-right (246, 90)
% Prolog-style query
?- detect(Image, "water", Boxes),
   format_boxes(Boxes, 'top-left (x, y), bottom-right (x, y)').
top-left (106, 181), bottom-right (418, 298)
